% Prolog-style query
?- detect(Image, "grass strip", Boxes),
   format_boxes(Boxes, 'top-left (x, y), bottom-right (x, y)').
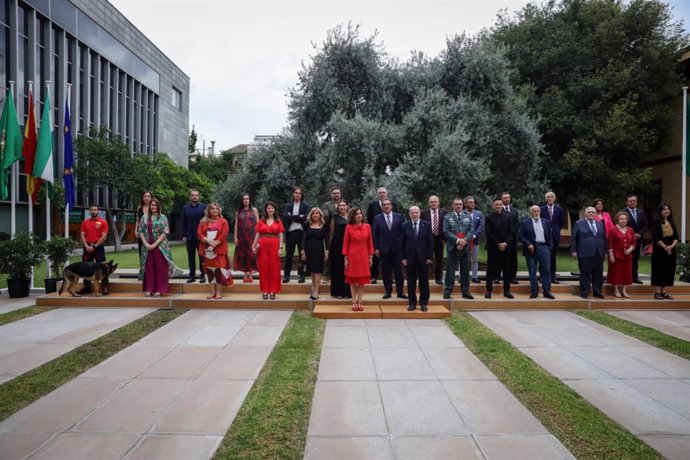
top-left (0, 305), bottom-right (55, 326)
top-left (214, 311), bottom-right (325, 460)
top-left (445, 311), bottom-right (662, 459)
top-left (578, 310), bottom-right (690, 360)
top-left (0, 308), bottom-right (186, 420)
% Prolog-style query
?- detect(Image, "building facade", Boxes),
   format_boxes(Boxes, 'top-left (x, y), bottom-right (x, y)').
top-left (1, 0), bottom-right (189, 234)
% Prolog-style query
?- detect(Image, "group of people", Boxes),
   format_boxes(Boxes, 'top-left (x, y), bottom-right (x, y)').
top-left (76, 187), bottom-right (680, 307)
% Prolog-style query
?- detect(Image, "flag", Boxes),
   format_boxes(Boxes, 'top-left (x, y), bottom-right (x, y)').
top-left (22, 87), bottom-right (40, 204)
top-left (0, 88), bottom-right (23, 200)
top-left (33, 86), bottom-right (54, 197)
top-left (63, 97), bottom-right (75, 210)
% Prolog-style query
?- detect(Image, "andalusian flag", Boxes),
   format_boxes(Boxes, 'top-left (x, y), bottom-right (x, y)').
top-left (33, 86), bottom-right (54, 196)
top-left (22, 87), bottom-right (40, 203)
top-left (0, 88), bottom-right (23, 200)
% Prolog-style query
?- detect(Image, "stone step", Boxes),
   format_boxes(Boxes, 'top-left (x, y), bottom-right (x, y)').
top-left (312, 304), bottom-right (450, 319)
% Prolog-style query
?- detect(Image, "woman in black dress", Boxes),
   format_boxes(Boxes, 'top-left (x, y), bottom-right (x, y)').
top-left (329, 200), bottom-right (351, 298)
top-left (651, 202), bottom-right (679, 300)
top-left (301, 207), bottom-right (329, 300)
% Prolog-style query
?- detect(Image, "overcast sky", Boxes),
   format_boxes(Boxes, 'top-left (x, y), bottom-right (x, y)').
top-left (107, 0), bottom-right (689, 153)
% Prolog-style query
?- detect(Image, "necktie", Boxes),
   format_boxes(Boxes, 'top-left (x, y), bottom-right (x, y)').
top-left (386, 214), bottom-right (392, 230)
top-left (589, 221), bottom-right (597, 235)
top-left (549, 206), bottom-right (553, 219)
top-left (631, 209), bottom-right (637, 222)
top-left (413, 221), bottom-right (418, 238)
top-left (432, 210), bottom-right (439, 236)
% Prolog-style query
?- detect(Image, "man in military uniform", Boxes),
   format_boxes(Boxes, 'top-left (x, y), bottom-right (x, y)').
top-left (443, 197), bottom-right (475, 300)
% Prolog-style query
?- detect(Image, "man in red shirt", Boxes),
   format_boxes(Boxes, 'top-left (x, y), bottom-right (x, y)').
top-left (77, 204), bottom-right (110, 295)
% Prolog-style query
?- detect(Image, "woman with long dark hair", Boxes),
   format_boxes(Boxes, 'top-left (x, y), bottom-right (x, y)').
top-left (138, 199), bottom-right (182, 296)
top-left (253, 201), bottom-right (285, 300)
top-left (651, 203), bottom-right (679, 300)
top-left (234, 193), bottom-right (259, 283)
top-left (329, 200), bottom-right (351, 299)
top-left (136, 191), bottom-right (152, 258)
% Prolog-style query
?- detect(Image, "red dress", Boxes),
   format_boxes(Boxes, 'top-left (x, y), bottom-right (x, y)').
top-left (606, 226), bottom-right (636, 285)
top-left (255, 219), bottom-right (285, 293)
top-left (342, 223), bottom-right (374, 285)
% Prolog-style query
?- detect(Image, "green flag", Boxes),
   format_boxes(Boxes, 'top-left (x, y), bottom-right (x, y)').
top-left (0, 88), bottom-right (23, 200)
top-left (33, 86), bottom-right (54, 197)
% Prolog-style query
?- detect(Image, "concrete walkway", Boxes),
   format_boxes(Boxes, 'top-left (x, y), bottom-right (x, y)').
top-left (608, 310), bottom-right (690, 341)
top-left (0, 309), bottom-right (291, 460)
top-left (305, 318), bottom-right (573, 459)
top-left (472, 310), bottom-right (690, 460)
top-left (0, 308), bottom-right (155, 384)
top-left (0, 294), bottom-right (41, 315)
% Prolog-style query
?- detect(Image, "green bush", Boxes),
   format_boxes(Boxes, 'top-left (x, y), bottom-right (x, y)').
top-left (677, 243), bottom-right (690, 282)
top-left (0, 233), bottom-right (46, 280)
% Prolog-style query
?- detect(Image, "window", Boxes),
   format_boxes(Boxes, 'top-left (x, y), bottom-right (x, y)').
top-left (172, 86), bottom-right (181, 110)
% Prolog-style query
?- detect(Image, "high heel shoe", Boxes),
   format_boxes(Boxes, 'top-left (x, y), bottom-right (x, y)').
top-left (352, 302), bottom-right (358, 312)
top-left (662, 292), bottom-right (673, 300)
top-left (654, 293), bottom-right (664, 300)
top-left (357, 302), bottom-right (363, 311)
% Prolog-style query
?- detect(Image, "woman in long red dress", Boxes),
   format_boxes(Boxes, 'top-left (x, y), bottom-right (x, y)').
top-left (342, 207), bottom-right (374, 311)
top-left (606, 212), bottom-right (636, 298)
top-left (233, 193), bottom-right (259, 283)
top-left (198, 202), bottom-right (233, 300)
top-left (253, 201), bottom-right (285, 300)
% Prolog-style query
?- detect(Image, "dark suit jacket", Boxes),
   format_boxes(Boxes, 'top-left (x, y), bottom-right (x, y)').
top-left (540, 204), bottom-right (564, 245)
top-left (420, 208), bottom-right (446, 239)
top-left (372, 212), bottom-right (404, 254)
top-left (503, 205), bottom-right (520, 241)
top-left (619, 207), bottom-right (648, 238)
top-left (401, 220), bottom-right (434, 263)
top-left (485, 211), bottom-right (513, 250)
top-left (570, 219), bottom-right (607, 258)
top-left (518, 218), bottom-right (553, 257)
top-left (281, 201), bottom-right (310, 232)
top-left (366, 200), bottom-right (399, 226)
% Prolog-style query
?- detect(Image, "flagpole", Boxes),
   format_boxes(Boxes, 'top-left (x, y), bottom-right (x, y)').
top-left (9, 81), bottom-right (16, 237)
top-left (45, 81), bottom-right (51, 279)
top-left (64, 84), bottom-right (71, 238)
top-left (28, 80), bottom-right (35, 290)
top-left (682, 87), bottom-right (688, 243)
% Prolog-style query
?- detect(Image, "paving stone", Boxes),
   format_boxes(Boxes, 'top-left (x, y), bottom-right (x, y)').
top-left (477, 325), bottom-right (558, 348)
top-left (322, 326), bottom-right (370, 348)
top-left (475, 434), bottom-right (575, 459)
top-left (565, 346), bottom-right (672, 379)
top-left (153, 380), bottom-right (252, 434)
top-left (230, 325), bottom-right (284, 347)
top-left (442, 380), bottom-right (548, 435)
top-left (77, 378), bottom-right (187, 433)
top-left (198, 346), bottom-right (272, 380)
top-left (180, 325), bottom-right (243, 347)
top-left (610, 311), bottom-right (690, 341)
top-left (422, 347), bottom-right (495, 380)
top-left (125, 434), bottom-right (222, 460)
top-left (0, 343), bottom-right (76, 380)
top-left (408, 326), bottom-right (465, 347)
top-left (365, 318), bottom-right (405, 327)
top-left (378, 381), bottom-right (468, 436)
top-left (137, 323), bottom-right (198, 347)
top-left (616, 345), bottom-right (690, 379)
top-left (403, 318), bottom-right (447, 327)
top-left (391, 436), bottom-right (483, 459)
top-left (30, 433), bottom-right (139, 460)
top-left (0, 432), bottom-right (53, 459)
top-left (519, 346), bottom-right (614, 380)
top-left (248, 310), bottom-right (292, 325)
top-left (327, 318), bottom-right (367, 327)
top-left (621, 379), bottom-right (690, 419)
top-left (82, 345), bottom-right (169, 379)
top-left (638, 435), bottom-right (690, 460)
top-left (139, 346), bottom-right (220, 379)
top-left (308, 381), bottom-right (388, 437)
top-left (173, 309), bottom-right (256, 326)
top-left (305, 436), bottom-right (394, 460)
top-left (317, 347), bottom-right (377, 381)
top-left (367, 326), bottom-right (416, 348)
top-left (372, 348), bottom-right (437, 381)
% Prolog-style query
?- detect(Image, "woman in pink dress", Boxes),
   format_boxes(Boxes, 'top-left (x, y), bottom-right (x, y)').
top-left (252, 201), bottom-right (285, 300)
top-left (342, 207), bottom-right (374, 311)
top-left (606, 212), bottom-right (636, 298)
top-left (592, 198), bottom-right (614, 235)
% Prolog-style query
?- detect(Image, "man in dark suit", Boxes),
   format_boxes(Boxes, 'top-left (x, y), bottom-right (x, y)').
top-left (420, 195), bottom-right (446, 285)
top-left (465, 196), bottom-right (484, 283)
top-left (367, 187), bottom-right (398, 284)
top-left (519, 206), bottom-right (555, 299)
top-left (501, 192), bottom-right (520, 284)
top-left (485, 197), bottom-right (514, 298)
top-left (571, 206), bottom-right (607, 299)
top-left (372, 199), bottom-right (407, 299)
top-left (401, 206), bottom-right (434, 311)
top-left (540, 191), bottom-right (564, 284)
top-left (619, 194), bottom-right (648, 284)
top-left (281, 187), bottom-right (310, 283)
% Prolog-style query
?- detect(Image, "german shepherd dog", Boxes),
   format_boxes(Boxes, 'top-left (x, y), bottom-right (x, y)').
top-left (59, 260), bottom-right (118, 296)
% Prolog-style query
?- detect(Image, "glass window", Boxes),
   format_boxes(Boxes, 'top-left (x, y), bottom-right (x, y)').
top-left (171, 87), bottom-right (181, 109)
top-left (77, 10), bottom-right (98, 49)
top-left (0, 0), bottom-right (8, 26)
top-left (50, 0), bottom-right (77, 35)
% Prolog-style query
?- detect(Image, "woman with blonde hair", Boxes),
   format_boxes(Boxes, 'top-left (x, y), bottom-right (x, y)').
top-left (138, 199), bottom-right (183, 296)
top-left (198, 202), bottom-right (233, 299)
top-left (301, 207), bottom-right (329, 300)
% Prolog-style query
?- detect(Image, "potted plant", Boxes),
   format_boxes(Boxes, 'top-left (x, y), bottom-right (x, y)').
top-left (0, 233), bottom-right (45, 298)
top-left (44, 235), bottom-right (76, 294)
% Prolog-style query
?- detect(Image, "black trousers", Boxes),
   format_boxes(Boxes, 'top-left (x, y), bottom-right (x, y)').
top-left (432, 234), bottom-right (444, 281)
top-left (407, 258), bottom-right (430, 307)
top-left (380, 250), bottom-right (404, 295)
top-left (632, 244), bottom-right (641, 280)
top-left (486, 246), bottom-right (510, 293)
top-left (550, 239), bottom-right (559, 281)
top-left (507, 238), bottom-right (518, 280)
top-left (81, 245), bottom-right (108, 293)
top-left (283, 229), bottom-right (304, 278)
top-left (371, 254), bottom-right (380, 280)
top-left (186, 238), bottom-right (204, 280)
top-left (578, 255), bottom-right (604, 297)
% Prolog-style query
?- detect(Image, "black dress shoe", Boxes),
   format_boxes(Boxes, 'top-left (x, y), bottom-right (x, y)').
top-left (580, 294), bottom-right (588, 299)
top-left (435, 279), bottom-right (443, 285)
top-left (544, 293), bottom-right (555, 299)
top-left (462, 293), bottom-right (474, 300)
top-left (407, 305), bottom-right (416, 311)
top-left (633, 279), bottom-right (643, 284)
top-left (282, 277), bottom-right (290, 283)
top-left (186, 278), bottom-right (195, 284)
top-left (371, 278), bottom-right (377, 284)
top-left (397, 293), bottom-right (408, 299)
top-left (510, 279), bottom-right (519, 285)
top-left (298, 275), bottom-right (306, 283)
top-left (504, 292), bottom-right (514, 299)
top-left (382, 293), bottom-right (392, 299)
top-left (485, 292), bottom-right (492, 299)
top-left (529, 293), bottom-right (538, 299)
top-left (199, 278), bottom-right (206, 284)
top-left (471, 277), bottom-right (480, 284)
top-left (593, 293), bottom-right (605, 299)
top-left (421, 305), bottom-right (428, 312)
top-left (552, 279), bottom-right (561, 284)
top-left (102, 290), bottom-right (110, 296)
top-left (443, 293), bottom-right (452, 300)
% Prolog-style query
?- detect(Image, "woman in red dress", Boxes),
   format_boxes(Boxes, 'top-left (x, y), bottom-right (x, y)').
top-left (198, 202), bottom-right (233, 300)
top-left (606, 212), bottom-right (636, 298)
top-left (342, 207), bottom-right (374, 311)
top-left (252, 201), bottom-right (285, 300)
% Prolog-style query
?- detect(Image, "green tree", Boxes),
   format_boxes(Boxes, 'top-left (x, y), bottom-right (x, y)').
top-left (189, 125), bottom-right (198, 154)
top-left (490, 0), bottom-right (687, 210)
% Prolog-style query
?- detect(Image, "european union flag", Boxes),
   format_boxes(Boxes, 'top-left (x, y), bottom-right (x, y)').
top-left (63, 98), bottom-right (75, 210)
